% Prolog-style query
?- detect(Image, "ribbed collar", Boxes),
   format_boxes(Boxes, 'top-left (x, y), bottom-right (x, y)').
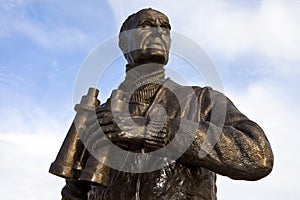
top-left (118, 63), bottom-right (166, 104)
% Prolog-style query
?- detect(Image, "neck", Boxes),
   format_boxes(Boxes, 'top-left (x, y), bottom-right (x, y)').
top-left (121, 63), bottom-right (166, 89)
top-left (118, 63), bottom-right (166, 103)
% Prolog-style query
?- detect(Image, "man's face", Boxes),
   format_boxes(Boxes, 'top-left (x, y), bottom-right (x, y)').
top-left (122, 9), bottom-right (171, 65)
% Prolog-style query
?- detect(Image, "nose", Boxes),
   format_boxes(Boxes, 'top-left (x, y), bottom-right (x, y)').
top-left (153, 24), bottom-right (163, 36)
top-left (152, 18), bottom-right (162, 33)
top-left (153, 27), bottom-right (162, 37)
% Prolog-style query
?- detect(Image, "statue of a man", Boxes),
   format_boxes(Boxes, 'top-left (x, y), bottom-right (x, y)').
top-left (59, 8), bottom-right (273, 200)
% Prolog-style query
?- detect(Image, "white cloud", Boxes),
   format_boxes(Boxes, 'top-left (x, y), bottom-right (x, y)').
top-left (221, 80), bottom-right (300, 199)
top-left (107, 0), bottom-right (300, 77)
top-left (0, 76), bottom-right (73, 199)
top-left (1, 1), bottom-right (299, 199)
top-left (0, 133), bottom-right (65, 200)
top-left (0, 95), bottom-right (70, 199)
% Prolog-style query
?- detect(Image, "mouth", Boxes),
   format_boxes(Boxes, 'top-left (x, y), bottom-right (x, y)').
top-left (147, 42), bottom-right (164, 49)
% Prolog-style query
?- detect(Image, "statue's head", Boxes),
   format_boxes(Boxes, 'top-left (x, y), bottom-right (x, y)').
top-left (119, 8), bottom-right (171, 66)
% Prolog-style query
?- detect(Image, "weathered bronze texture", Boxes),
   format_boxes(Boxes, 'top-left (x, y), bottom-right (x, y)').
top-left (51, 8), bottom-right (274, 200)
top-left (49, 88), bottom-right (110, 186)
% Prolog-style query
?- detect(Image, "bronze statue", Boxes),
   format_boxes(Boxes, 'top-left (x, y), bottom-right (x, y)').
top-left (50, 8), bottom-right (274, 200)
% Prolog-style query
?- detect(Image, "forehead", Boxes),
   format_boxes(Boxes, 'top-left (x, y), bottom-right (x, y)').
top-left (135, 10), bottom-right (169, 24)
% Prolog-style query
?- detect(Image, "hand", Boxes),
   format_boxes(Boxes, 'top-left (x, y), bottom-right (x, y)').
top-left (86, 105), bottom-right (147, 148)
top-left (145, 117), bottom-right (192, 152)
top-left (144, 106), bottom-right (172, 151)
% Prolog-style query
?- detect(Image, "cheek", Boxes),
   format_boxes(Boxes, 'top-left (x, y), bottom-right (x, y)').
top-left (164, 36), bottom-right (171, 47)
top-left (129, 31), bottom-right (148, 49)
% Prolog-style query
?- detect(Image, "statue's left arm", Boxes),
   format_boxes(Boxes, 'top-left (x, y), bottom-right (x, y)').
top-left (170, 87), bottom-right (274, 181)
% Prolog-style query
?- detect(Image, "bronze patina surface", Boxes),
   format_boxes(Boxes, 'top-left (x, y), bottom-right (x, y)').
top-left (50, 8), bottom-right (274, 200)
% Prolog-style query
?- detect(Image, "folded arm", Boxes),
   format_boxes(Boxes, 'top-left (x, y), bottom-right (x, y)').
top-left (173, 88), bottom-right (274, 180)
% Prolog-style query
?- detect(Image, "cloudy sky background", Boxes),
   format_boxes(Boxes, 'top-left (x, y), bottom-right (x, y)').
top-left (0, 0), bottom-right (299, 199)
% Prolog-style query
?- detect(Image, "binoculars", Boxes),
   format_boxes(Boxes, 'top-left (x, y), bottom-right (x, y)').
top-left (49, 88), bottom-right (110, 186)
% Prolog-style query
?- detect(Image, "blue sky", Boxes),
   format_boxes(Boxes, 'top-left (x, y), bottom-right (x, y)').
top-left (1, 0), bottom-right (300, 199)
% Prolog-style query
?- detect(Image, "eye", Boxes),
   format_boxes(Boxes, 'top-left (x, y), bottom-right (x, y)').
top-left (160, 25), bottom-right (171, 34)
top-left (160, 24), bottom-right (168, 29)
top-left (160, 23), bottom-right (171, 31)
top-left (141, 21), bottom-right (152, 28)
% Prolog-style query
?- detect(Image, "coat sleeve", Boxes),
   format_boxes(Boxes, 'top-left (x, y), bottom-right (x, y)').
top-left (61, 179), bottom-right (91, 200)
top-left (175, 87), bottom-right (274, 181)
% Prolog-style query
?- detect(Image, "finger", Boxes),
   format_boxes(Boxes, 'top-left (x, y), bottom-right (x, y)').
top-left (96, 105), bottom-right (111, 113)
top-left (101, 123), bottom-right (120, 133)
top-left (86, 127), bottom-right (120, 146)
top-left (92, 131), bottom-right (125, 150)
top-left (145, 135), bottom-right (167, 144)
top-left (116, 142), bottom-right (130, 150)
top-left (106, 132), bottom-right (120, 142)
top-left (115, 132), bottom-right (135, 144)
top-left (97, 111), bottom-right (113, 119)
top-left (149, 133), bottom-right (167, 140)
top-left (116, 116), bottom-right (144, 128)
top-left (145, 139), bottom-right (165, 148)
top-left (98, 116), bottom-right (115, 125)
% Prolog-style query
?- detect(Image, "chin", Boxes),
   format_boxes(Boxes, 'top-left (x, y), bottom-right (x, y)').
top-left (127, 49), bottom-right (169, 65)
top-left (142, 48), bottom-right (169, 64)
